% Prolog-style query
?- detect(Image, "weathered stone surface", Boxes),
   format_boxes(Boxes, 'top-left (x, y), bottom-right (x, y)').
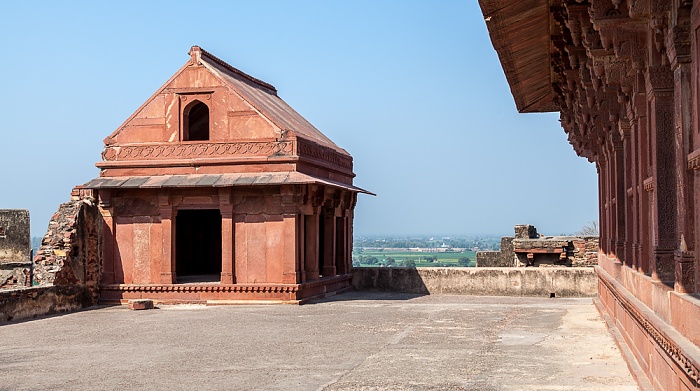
top-left (0, 293), bottom-right (638, 390)
top-left (352, 267), bottom-right (597, 297)
top-left (0, 285), bottom-right (89, 322)
top-left (477, 225), bottom-right (598, 267)
top-left (0, 210), bottom-right (31, 289)
top-left (128, 299), bottom-right (154, 310)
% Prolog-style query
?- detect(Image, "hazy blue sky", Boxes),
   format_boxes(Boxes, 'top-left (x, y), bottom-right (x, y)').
top-left (0, 1), bottom-right (598, 238)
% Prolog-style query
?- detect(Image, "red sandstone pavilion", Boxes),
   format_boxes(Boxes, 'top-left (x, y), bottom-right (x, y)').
top-left (80, 46), bottom-right (370, 304)
top-left (480, 0), bottom-right (700, 389)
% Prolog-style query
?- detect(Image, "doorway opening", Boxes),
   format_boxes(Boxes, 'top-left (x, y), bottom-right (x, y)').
top-left (175, 209), bottom-right (222, 283)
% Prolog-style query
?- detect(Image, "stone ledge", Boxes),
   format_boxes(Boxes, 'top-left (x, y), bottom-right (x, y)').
top-left (352, 267), bottom-right (597, 297)
top-left (0, 285), bottom-right (90, 323)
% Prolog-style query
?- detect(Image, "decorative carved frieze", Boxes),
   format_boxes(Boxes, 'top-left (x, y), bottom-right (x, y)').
top-left (597, 270), bottom-right (700, 383)
top-left (102, 141), bottom-right (295, 161)
top-left (297, 138), bottom-right (353, 170)
top-left (687, 148), bottom-right (700, 170)
top-left (102, 283), bottom-right (299, 293)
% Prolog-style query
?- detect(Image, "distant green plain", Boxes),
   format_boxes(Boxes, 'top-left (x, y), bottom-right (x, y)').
top-left (353, 250), bottom-right (477, 267)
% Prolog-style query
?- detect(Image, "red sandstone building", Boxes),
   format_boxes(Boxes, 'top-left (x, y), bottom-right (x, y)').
top-left (480, 1), bottom-right (700, 389)
top-left (83, 46), bottom-right (369, 303)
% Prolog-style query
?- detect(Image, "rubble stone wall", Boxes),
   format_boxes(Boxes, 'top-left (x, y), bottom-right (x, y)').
top-left (33, 188), bottom-right (101, 301)
top-left (477, 225), bottom-right (599, 268)
top-left (1, 188), bottom-right (102, 323)
top-left (476, 237), bottom-right (515, 267)
top-left (0, 209), bottom-right (31, 289)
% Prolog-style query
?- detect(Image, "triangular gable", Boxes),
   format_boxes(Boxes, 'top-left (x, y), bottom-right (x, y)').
top-left (197, 49), bottom-right (347, 155)
top-left (105, 46), bottom-right (349, 159)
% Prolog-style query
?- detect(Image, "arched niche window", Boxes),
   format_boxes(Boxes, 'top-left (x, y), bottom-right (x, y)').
top-left (183, 100), bottom-right (210, 141)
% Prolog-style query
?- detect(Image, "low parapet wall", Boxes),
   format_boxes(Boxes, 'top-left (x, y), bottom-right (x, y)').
top-left (352, 267), bottom-right (597, 297)
top-left (0, 285), bottom-right (91, 322)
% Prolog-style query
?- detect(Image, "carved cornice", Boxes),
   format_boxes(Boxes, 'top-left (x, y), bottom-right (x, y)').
top-left (597, 267), bottom-right (700, 383)
top-left (644, 176), bottom-right (654, 191)
top-left (297, 138), bottom-right (353, 171)
top-left (102, 141), bottom-right (294, 162)
top-left (687, 148), bottom-right (700, 170)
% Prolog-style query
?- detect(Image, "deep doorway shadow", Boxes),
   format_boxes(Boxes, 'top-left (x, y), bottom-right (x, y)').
top-left (175, 209), bottom-right (222, 283)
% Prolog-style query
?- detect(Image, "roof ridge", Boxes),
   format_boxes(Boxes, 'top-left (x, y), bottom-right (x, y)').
top-left (190, 45), bottom-right (277, 93)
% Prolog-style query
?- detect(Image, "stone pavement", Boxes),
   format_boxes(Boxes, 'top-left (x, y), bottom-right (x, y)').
top-left (0, 292), bottom-right (637, 390)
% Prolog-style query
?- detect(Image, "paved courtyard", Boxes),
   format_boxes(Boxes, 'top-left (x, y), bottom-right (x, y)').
top-left (0, 292), bottom-right (637, 390)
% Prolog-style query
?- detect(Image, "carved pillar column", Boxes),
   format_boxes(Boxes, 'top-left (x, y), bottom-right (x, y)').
top-left (98, 190), bottom-right (116, 284)
top-left (668, 9), bottom-right (696, 292)
top-left (159, 191), bottom-right (176, 284)
top-left (598, 155), bottom-right (609, 255)
top-left (646, 64), bottom-right (678, 282)
top-left (634, 84), bottom-right (652, 274)
top-left (611, 122), bottom-right (627, 263)
top-left (619, 118), bottom-right (634, 267)
top-left (219, 188), bottom-right (234, 284)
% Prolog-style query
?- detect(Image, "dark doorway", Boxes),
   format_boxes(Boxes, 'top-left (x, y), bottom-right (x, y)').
top-left (184, 101), bottom-right (209, 141)
top-left (176, 209), bottom-right (221, 283)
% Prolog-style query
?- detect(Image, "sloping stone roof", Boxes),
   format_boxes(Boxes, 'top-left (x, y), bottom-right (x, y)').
top-left (195, 47), bottom-right (347, 154)
top-left (84, 172), bottom-right (374, 194)
top-left (478, 0), bottom-right (557, 113)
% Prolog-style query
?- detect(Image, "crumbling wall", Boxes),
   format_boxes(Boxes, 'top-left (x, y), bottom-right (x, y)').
top-left (33, 188), bottom-right (101, 301)
top-left (571, 236), bottom-right (599, 266)
top-left (476, 237), bottom-right (515, 267)
top-left (476, 224), bottom-right (599, 268)
top-left (1, 187), bottom-right (102, 323)
top-left (0, 209), bottom-right (32, 289)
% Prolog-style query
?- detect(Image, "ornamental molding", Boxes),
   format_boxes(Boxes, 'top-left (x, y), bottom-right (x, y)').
top-left (688, 148), bottom-right (700, 170)
top-left (102, 141), bottom-right (294, 162)
top-left (643, 176), bottom-right (655, 191)
top-left (101, 283), bottom-right (299, 294)
top-left (597, 268), bottom-right (700, 383)
top-left (296, 138), bottom-right (353, 171)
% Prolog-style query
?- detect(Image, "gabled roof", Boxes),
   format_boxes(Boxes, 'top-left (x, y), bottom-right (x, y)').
top-left (106, 46), bottom-right (348, 156)
top-left (479, 0), bottom-right (557, 113)
top-left (194, 46), bottom-right (347, 154)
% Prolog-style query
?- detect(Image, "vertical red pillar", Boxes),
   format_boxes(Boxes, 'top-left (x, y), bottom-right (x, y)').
top-left (304, 213), bottom-right (319, 281)
top-left (220, 204), bottom-right (234, 284)
top-left (98, 190), bottom-right (115, 284)
top-left (159, 191), bottom-right (175, 284)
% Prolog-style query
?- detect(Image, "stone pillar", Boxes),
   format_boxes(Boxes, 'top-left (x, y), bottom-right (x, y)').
top-left (322, 206), bottom-right (337, 277)
top-left (634, 85), bottom-right (652, 275)
top-left (98, 191), bottom-right (116, 284)
top-left (620, 119), bottom-right (635, 268)
top-left (598, 160), bottom-right (608, 255)
top-left (304, 213), bottom-right (319, 281)
top-left (646, 64), bottom-right (677, 282)
top-left (282, 213), bottom-right (298, 284)
top-left (159, 191), bottom-right (176, 284)
top-left (220, 203), bottom-right (234, 284)
top-left (611, 124), bottom-right (627, 264)
top-left (297, 214), bottom-right (306, 283)
top-left (669, 20), bottom-right (695, 293)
